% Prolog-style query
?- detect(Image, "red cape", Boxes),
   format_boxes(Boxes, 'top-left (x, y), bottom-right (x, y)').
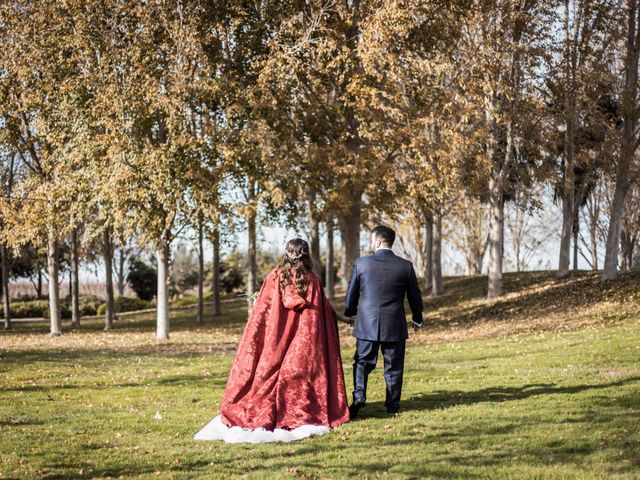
top-left (220, 268), bottom-right (350, 430)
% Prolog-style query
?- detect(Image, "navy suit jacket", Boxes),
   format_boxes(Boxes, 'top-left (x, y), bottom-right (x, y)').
top-left (344, 249), bottom-right (424, 342)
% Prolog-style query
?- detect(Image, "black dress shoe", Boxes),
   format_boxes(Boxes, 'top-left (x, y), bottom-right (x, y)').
top-left (349, 402), bottom-right (365, 419)
top-left (386, 406), bottom-right (400, 414)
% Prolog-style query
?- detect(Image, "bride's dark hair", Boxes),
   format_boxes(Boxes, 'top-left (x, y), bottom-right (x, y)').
top-left (278, 238), bottom-right (313, 297)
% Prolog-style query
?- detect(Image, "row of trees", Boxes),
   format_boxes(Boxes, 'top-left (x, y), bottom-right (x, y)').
top-left (1, 0), bottom-right (639, 338)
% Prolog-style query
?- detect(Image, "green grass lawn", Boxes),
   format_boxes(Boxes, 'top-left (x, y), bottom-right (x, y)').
top-left (1, 272), bottom-right (639, 479)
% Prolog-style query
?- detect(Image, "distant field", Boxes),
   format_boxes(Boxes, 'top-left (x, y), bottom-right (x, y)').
top-left (8, 281), bottom-right (138, 302)
top-left (1, 271), bottom-right (638, 479)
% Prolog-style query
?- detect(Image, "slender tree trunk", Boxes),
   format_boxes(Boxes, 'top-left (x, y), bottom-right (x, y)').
top-left (559, 0), bottom-right (576, 278)
top-left (2, 243), bottom-right (11, 330)
top-left (339, 4), bottom-right (364, 292)
top-left (604, 0), bottom-right (640, 280)
top-left (513, 212), bottom-right (522, 272)
top-left (2, 158), bottom-right (13, 329)
top-left (487, 177), bottom-right (505, 299)
top-left (197, 217), bottom-right (204, 324)
top-left (70, 228), bottom-right (81, 327)
top-left (559, 152), bottom-right (575, 277)
top-left (156, 239), bottom-right (170, 340)
top-left (338, 196), bottom-right (362, 291)
top-left (247, 181), bottom-right (258, 309)
top-left (37, 270), bottom-right (42, 298)
top-left (423, 209), bottom-right (434, 292)
top-left (308, 192), bottom-right (321, 273)
top-left (326, 217), bottom-right (335, 300)
top-left (621, 228), bottom-right (634, 270)
top-left (212, 225), bottom-right (222, 317)
top-left (590, 210), bottom-right (598, 271)
top-left (103, 228), bottom-right (115, 331)
top-left (473, 248), bottom-right (484, 275)
top-left (467, 231), bottom-right (487, 276)
top-left (573, 207), bottom-right (580, 271)
top-left (116, 248), bottom-right (126, 297)
top-left (431, 211), bottom-right (444, 296)
top-left (484, 69), bottom-right (507, 298)
top-left (47, 229), bottom-right (62, 336)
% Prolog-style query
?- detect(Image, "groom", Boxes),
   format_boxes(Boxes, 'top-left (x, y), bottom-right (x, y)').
top-left (344, 225), bottom-right (424, 418)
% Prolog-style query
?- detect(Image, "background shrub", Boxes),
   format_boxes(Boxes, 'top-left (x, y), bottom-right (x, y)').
top-left (127, 259), bottom-right (157, 301)
top-left (96, 296), bottom-right (151, 315)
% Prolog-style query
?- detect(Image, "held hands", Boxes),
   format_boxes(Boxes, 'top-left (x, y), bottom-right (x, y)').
top-left (336, 312), bottom-right (356, 327)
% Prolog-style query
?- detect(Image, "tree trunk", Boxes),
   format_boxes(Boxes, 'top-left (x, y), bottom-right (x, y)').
top-left (590, 210), bottom-right (598, 271)
top-left (604, 0), bottom-right (640, 280)
top-left (621, 227), bottom-right (635, 270)
top-left (156, 239), bottom-right (170, 340)
top-left (308, 192), bottom-right (321, 273)
top-left (513, 209), bottom-right (522, 272)
top-left (484, 65), bottom-right (506, 299)
top-left (604, 181), bottom-right (632, 279)
top-left (487, 178), bottom-right (505, 299)
top-left (70, 228), bottom-right (81, 327)
top-left (423, 210), bottom-right (433, 292)
top-left (467, 252), bottom-right (484, 276)
top-left (559, 0), bottom-right (577, 279)
top-left (47, 229), bottom-right (62, 336)
top-left (466, 231), bottom-right (486, 276)
top-left (338, 197), bottom-right (362, 291)
top-left (247, 181), bottom-right (258, 309)
top-left (559, 152), bottom-right (575, 278)
top-left (37, 269), bottom-right (42, 298)
top-left (431, 211), bottom-right (444, 296)
top-left (473, 249), bottom-right (484, 275)
top-left (573, 206), bottom-right (580, 271)
top-left (102, 228), bottom-right (115, 331)
top-left (212, 225), bottom-right (222, 317)
top-left (2, 243), bottom-right (11, 330)
top-left (116, 248), bottom-right (126, 297)
top-left (325, 217), bottom-right (335, 300)
top-left (197, 217), bottom-right (204, 324)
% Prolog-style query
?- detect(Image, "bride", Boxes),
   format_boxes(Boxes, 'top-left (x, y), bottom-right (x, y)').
top-left (195, 238), bottom-right (351, 443)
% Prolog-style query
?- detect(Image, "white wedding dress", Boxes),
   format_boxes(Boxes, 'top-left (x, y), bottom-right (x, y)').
top-left (194, 415), bottom-right (330, 444)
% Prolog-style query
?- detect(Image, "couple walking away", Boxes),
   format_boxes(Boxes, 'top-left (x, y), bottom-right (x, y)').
top-left (194, 226), bottom-right (424, 443)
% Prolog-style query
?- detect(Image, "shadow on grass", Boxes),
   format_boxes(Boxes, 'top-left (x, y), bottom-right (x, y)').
top-left (245, 377), bottom-right (640, 477)
top-left (0, 371), bottom-right (229, 393)
top-left (38, 464), bottom-right (200, 480)
top-left (0, 338), bottom-right (240, 365)
top-left (351, 375), bottom-right (640, 418)
top-left (0, 418), bottom-right (44, 427)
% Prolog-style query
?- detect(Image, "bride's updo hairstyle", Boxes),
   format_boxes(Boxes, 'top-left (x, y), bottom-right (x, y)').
top-left (278, 238), bottom-right (313, 297)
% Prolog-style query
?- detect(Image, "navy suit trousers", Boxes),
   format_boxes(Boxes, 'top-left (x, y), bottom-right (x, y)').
top-left (353, 338), bottom-right (406, 410)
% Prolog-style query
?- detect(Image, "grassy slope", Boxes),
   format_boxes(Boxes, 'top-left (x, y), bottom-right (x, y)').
top-left (1, 271), bottom-right (639, 479)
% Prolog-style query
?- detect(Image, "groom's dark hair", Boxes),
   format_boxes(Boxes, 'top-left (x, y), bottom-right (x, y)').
top-left (372, 225), bottom-right (396, 247)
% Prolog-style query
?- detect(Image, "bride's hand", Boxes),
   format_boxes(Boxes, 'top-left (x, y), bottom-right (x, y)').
top-left (336, 312), bottom-right (355, 327)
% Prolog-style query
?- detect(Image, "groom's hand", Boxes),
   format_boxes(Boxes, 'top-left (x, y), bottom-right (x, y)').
top-left (412, 321), bottom-right (423, 333)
